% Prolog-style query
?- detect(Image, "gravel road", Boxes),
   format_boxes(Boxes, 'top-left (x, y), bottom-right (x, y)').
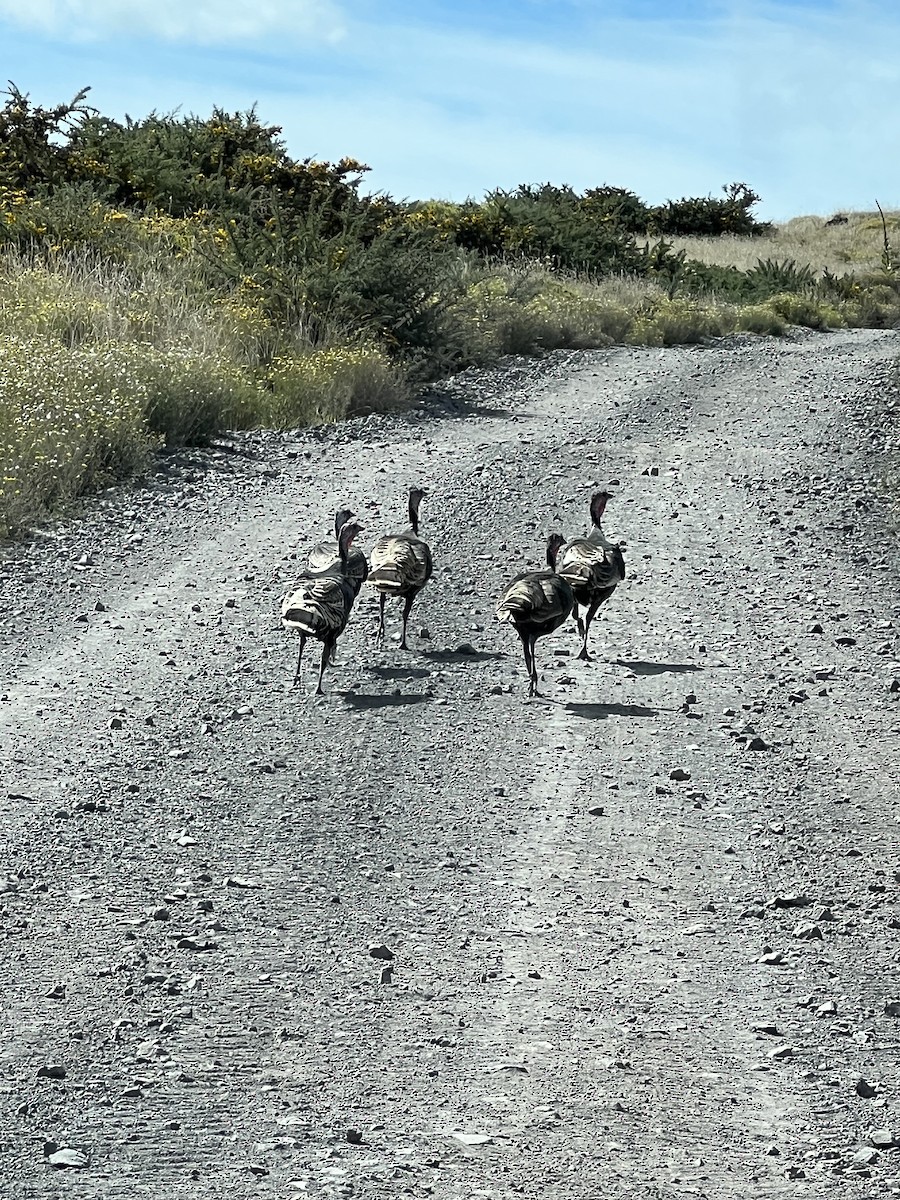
top-left (2, 327), bottom-right (900, 1199)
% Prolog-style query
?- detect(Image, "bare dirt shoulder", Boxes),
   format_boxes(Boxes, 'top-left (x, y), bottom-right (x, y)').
top-left (2, 329), bottom-right (900, 1199)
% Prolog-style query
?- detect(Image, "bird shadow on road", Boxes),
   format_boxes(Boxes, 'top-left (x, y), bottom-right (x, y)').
top-left (422, 648), bottom-right (504, 664)
top-left (417, 391), bottom-right (512, 422)
top-left (615, 659), bottom-right (703, 676)
top-left (339, 692), bottom-right (431, 710)
top-left (564, 701), bottom-right (661, 720)
top-left (367, 665), bottom-right (432, 680)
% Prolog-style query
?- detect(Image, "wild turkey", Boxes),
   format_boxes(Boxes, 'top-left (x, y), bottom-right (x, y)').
top-left (557, 490), bottom-right (626, 661)
top-left (281, 518), bottom-right (364, 694)
top-left (496, 533), bottom-right (574, 697)
top-left (307, 507), bottom-right (369, 597)
top-left (368, 487), bottom-right (433, 650)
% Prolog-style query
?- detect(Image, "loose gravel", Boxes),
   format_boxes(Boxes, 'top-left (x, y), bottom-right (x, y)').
top-left (2, 327), bottom-right (900, 1199)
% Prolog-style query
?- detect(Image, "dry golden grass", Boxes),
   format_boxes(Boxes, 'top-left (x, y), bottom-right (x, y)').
top-left (0, 250), bottom-right (410, 535)
top-left (666, 210), bottom-right (900, 276)
top-left (3, 215), bottom-right (899, 540)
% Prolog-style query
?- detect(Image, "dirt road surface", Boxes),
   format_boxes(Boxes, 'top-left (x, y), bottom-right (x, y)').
top-left (2, 328), bottom-right (900, 1199)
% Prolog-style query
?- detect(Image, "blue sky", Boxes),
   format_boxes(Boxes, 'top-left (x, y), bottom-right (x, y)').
top-left (0, 0), bottom-right (896, 220)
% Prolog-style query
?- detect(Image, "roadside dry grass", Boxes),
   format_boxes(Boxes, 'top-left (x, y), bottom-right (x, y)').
top-left (667, 210), bottom-right (900, 276)
top-left (463, 269), bottom-right (794, 348)
top-left (3, 217), bottom-right (900, 540)
top-left (0, 251), bottom-right (409, 536)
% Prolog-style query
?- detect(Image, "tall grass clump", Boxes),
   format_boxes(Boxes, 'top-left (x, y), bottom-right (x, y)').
top-left (0, 248), bottom-right (275, 366)
top-left (441, 271), bottom-right (617, 363)
top-left (443, 267), bottom-right (656, 362)
top-left (262, 345), bottom-right (409, 427)
top-left (125, 347), bottom-right (264, 444)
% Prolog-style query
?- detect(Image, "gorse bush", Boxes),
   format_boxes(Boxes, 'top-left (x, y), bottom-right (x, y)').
top-left (582, 186), bottom-right (652, 232)
top-left (0, 83), bottom-right (387, 235)
top-left (648, 183), bottom-right (773, 238)
top-left (0, 84), bottom-right (92, 191)
top-left (407, 185), bottom-right (645, 275)
top-left (407, 182), bottom-right (772, 268)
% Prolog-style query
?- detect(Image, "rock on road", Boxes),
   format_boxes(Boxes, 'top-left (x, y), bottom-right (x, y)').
top-left (2, 328), bottom-right (900, 1199)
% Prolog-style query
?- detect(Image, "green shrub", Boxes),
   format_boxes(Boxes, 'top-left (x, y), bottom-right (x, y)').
top-left (404, 185), bottom-right (643, 276)
top-left (486, 290), bottom-right (618, 356)
top-left (842, 283), bottom-right (900, 328)
top-left (441, 272), bottom-right (624, 363)
top-left (734, 305), bottom-right (787, 336)
top-left (520, 288), bottom-right (620, 351)
top-left (262, 345), bottom-right (408, 427)
top-left (679, 259), bottom-right (757, 301)
top-left (0, 84), bottom-right (92, 192)
top-left (766, 292), bottom-right (840, 330)
top-left (119, 346), bottom-right (263, 443)
top-left (649, 183), bottom-right (772, 238)
top-left (441, 275), bottom-right (521, 364)
top-left (819, 268), bottom-right (862, 302)
top-left (582, 186), bottom-right (652, 232)
top-left (194, 200), bottom-right (472, 378)
top-left (626, 297), bottom-right (738, 346)
top-left (746, 257), bottom-right (817, 296)
top-left (0, 184), bottom-right (137, 257)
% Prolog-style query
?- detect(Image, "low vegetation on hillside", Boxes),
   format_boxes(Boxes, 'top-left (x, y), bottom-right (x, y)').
top-left (1, 84), bottom-right (898, 538)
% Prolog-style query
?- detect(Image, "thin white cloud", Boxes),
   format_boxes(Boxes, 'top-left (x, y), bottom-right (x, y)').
top-left (307, 2), bottom-right (900, 217)
top-left (0, 0), bottom-right (345, 45)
